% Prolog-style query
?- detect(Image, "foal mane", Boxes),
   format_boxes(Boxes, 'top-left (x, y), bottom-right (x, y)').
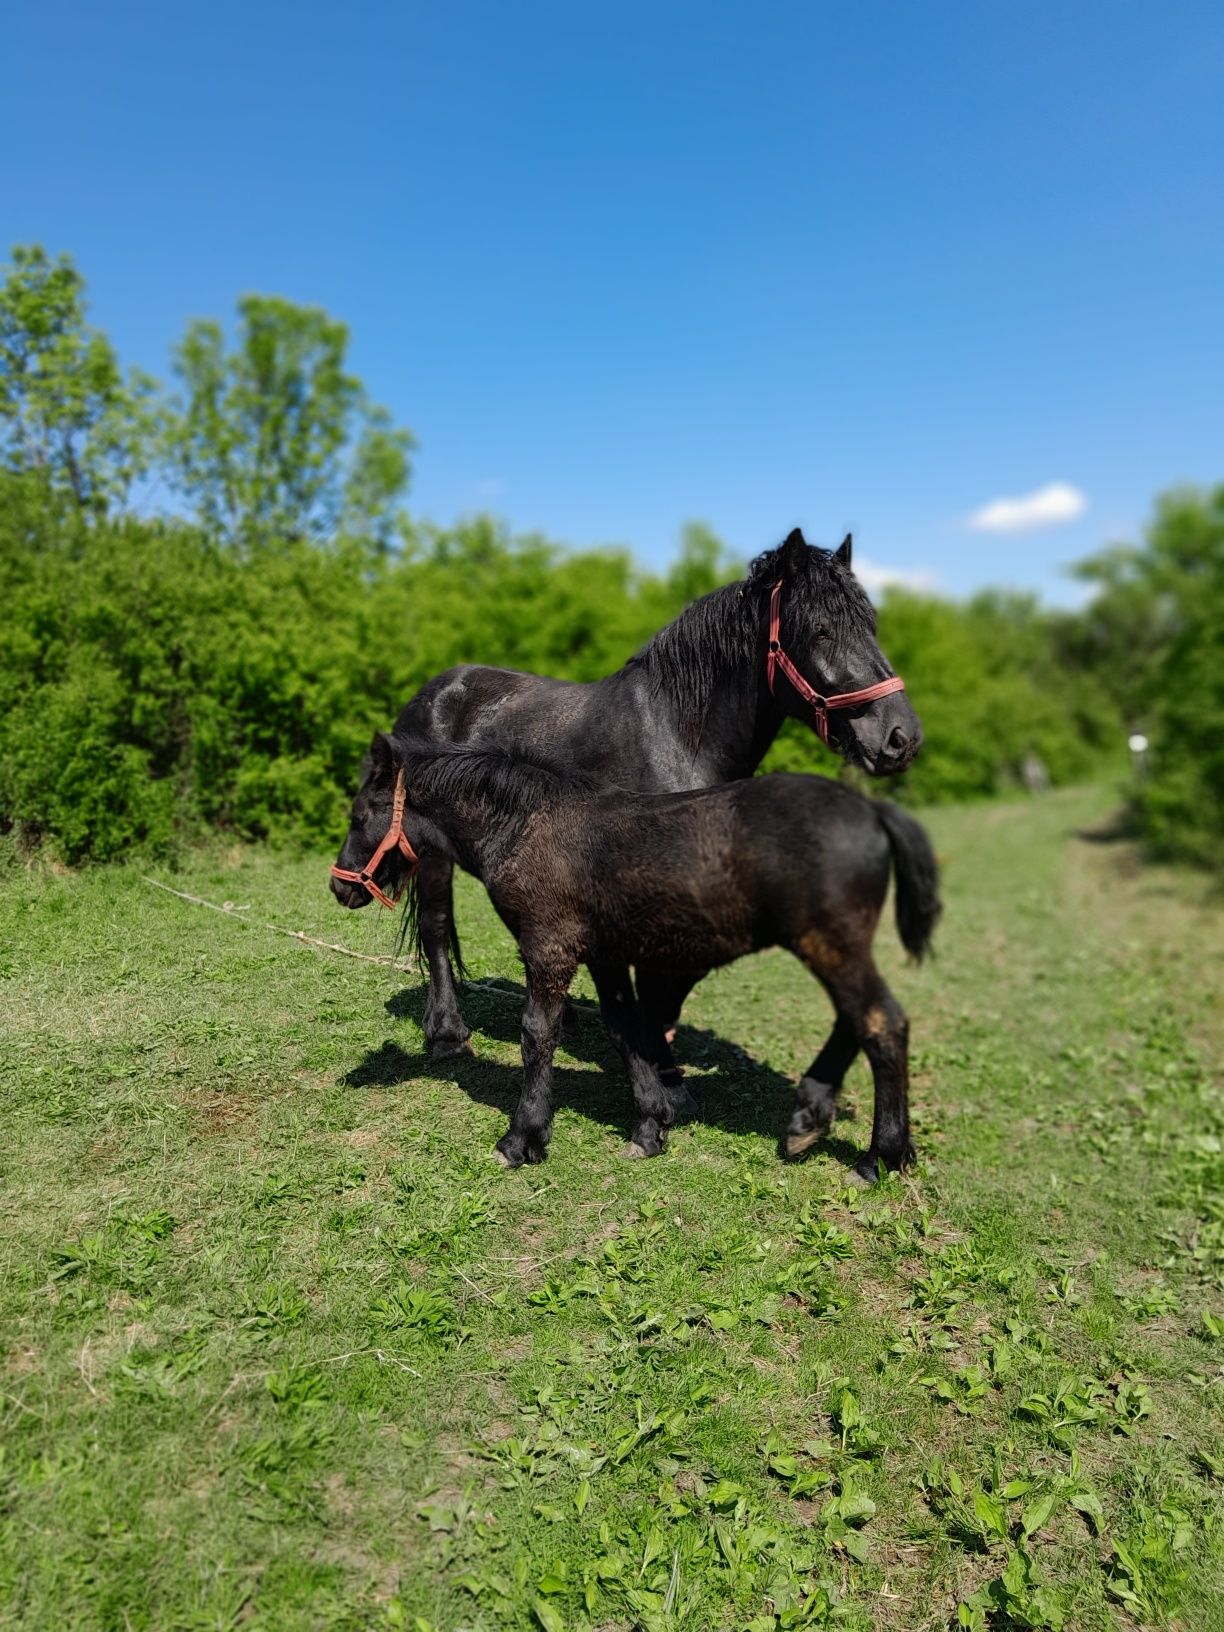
top-left (396, 742), bottom-right (598, 974)
top-left (400, 741), bottom-right (598, 825)
top-left (631, 540), bottom-right (877, 749)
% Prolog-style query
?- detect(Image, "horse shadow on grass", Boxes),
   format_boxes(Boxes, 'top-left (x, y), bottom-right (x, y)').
top-left (342, 978), bottom-right (865, 1172)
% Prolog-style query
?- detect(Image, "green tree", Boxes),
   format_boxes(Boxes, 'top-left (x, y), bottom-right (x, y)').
top-left (0, 245), bottom-right (157, 512)
top-left (666, 521), bottom-right (740, 604)
top-left (1130, 489), bottom-right (1223, 867)
top-left (162, 294), bottom-right (414, 550)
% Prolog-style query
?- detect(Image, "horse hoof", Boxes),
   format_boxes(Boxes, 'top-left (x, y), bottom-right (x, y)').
top-left (785, 1128), bottom-right (824, 1160)
top-left (851, 1154), bottom-right (881, 1185)
top-left (623, 1141), bottom-right (653, 1159)
top-left (429, 1034), bottom-right (473, 1061)
top-left (493, 1148), bottom-right (513, 1169)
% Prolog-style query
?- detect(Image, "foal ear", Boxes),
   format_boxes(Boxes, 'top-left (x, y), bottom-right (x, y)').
top-left (835, 532), bottom-right (853, 567)
top-left (782, 527), bottom-right (809, 578)
top-left (368, 731), bottom-right (396, 783)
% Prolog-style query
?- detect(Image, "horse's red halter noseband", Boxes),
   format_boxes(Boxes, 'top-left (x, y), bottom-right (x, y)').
top-left (330, 769), bottom-right (419, 910)
top-left (767, 579), bottom-right (907, 747)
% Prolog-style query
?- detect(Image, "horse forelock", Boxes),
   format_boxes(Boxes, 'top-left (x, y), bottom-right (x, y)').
top-left (747, 542), bottom-right (878, 640)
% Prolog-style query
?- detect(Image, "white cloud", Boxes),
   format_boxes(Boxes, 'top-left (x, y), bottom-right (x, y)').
top-left (853, 555), bottom-right (938, 596)
top-left (966, 481), bottom-right (1087, 534)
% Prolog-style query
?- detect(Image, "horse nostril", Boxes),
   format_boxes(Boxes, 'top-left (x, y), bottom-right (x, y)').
top-left (887, 726), bottom-right (911, 755)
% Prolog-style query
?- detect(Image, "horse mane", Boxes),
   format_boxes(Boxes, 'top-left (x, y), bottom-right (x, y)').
top-left (630, 541), bottom-right (878, 749)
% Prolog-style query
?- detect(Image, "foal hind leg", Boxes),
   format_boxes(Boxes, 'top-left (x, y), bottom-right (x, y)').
top-left (825, 962), bottom-right (914, 1182)
top-left (417, 855), bottom-right (472, 1059)
top-left (785, 1012), bottom-right (860, 1159)
top-left (591, 964), bottom-right (675, 1158)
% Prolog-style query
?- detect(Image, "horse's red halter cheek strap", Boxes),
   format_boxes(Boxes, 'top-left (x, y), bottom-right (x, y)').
top-left (329, 768), bottom-right (419, 910)
top-left (767, 578), bottom-right (907, 746)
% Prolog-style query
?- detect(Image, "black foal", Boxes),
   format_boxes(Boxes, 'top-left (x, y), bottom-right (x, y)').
top-left (331, 736), bottom-right (940, 1182)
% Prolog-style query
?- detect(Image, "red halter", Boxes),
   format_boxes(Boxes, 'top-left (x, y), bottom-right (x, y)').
top-left (329, 769), bottom-right (419, 910)
top-left (767, 579), bottom-right (907, 747)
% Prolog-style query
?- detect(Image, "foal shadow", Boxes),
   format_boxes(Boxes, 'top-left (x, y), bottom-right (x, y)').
top-left (346, 978), bottom-right (864, 1171)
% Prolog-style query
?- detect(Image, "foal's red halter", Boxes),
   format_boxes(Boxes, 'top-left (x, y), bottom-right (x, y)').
top-left (329, 769), bottom-right (419, 910)
top-left (767, 579), bottom-right (907, 747)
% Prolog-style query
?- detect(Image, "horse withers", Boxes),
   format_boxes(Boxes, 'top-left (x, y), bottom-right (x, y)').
top-left (331, 737), bottom-right (940, 1182)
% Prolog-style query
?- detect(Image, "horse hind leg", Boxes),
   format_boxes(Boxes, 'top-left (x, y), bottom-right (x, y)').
top-left (417, 855), bottom-right (472, 1059)
top-left (592, 965), bottom-right (676, 1158)
top-left (635, 967), bottom-right (703, 1121)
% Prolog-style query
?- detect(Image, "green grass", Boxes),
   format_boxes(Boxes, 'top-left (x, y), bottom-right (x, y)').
top-left (1, 784), bottom-right (1222, 1631)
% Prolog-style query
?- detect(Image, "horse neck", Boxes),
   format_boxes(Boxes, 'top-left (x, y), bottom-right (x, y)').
top-left (697, 658), bottom-right (786, 779)
top-left (620, 579), bottom-right (785, 780)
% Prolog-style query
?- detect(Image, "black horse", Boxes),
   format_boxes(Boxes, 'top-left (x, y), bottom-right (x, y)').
top-left (390, 528), bottom-right (922, 1076)
top-left (331, 738), bottom-right (940, 1181)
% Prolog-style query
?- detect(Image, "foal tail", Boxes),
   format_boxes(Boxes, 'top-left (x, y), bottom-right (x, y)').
top-left (876, 802), bottom-right (942, 961)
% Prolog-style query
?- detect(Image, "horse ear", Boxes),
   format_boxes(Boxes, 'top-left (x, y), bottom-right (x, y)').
top-left (835, 533), bottom-right (853, 567)
top-left (782, 527), bottom-right (808, 578)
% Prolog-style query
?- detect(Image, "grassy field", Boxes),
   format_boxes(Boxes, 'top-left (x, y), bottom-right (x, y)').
top-left (1, 783), bottom-right (1222, 1632)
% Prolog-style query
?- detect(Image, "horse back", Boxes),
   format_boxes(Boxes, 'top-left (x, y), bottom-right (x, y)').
top-left (394, 665), bottom-right (700, 794)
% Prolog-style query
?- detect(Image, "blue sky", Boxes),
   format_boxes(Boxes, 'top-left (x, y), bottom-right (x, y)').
top-left (4, 2), bottom-right (1222, 601)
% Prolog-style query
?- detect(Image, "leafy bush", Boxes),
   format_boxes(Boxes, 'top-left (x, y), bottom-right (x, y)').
top-left (0, 476), bottom-right (1127, 863)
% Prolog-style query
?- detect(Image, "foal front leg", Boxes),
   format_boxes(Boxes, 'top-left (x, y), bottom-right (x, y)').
top-left (417, 855), bottom-right (472, 1059)
top-left (495, 966), bottom-right (574, 1168)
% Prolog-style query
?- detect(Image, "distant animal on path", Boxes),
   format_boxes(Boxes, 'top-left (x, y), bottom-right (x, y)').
top-left (385, 527), bottom-right (922, 1090)
top-left (331, 738), bottom-right (940, 1181)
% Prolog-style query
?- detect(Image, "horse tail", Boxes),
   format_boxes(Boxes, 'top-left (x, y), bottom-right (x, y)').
top-left (396, 871), bottom-right (469, 984)
top-left (875, 801), bottom-right (941, 962)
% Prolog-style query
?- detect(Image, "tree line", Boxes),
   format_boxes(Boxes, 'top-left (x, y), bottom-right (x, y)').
top-left (1, 245), bottom-right (1219, 869)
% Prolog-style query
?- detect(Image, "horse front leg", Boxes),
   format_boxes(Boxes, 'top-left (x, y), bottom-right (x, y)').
top-left (495, 964), bottom-right (574, 1168)
top-left (635, 967), bottom-right (704, 1120)
top-left (417, 854), bottom-right (471, 1059)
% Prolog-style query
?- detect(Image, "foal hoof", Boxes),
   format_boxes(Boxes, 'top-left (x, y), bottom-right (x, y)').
top-left (851, 1144), bottom-right (914, 1185)
top-left (785, 1128), bottom-right (825, 1160)
top-left (494, 1132), bottom-right (547, 1168)
top-left (624, 1141), bottom-right (652, 1160)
